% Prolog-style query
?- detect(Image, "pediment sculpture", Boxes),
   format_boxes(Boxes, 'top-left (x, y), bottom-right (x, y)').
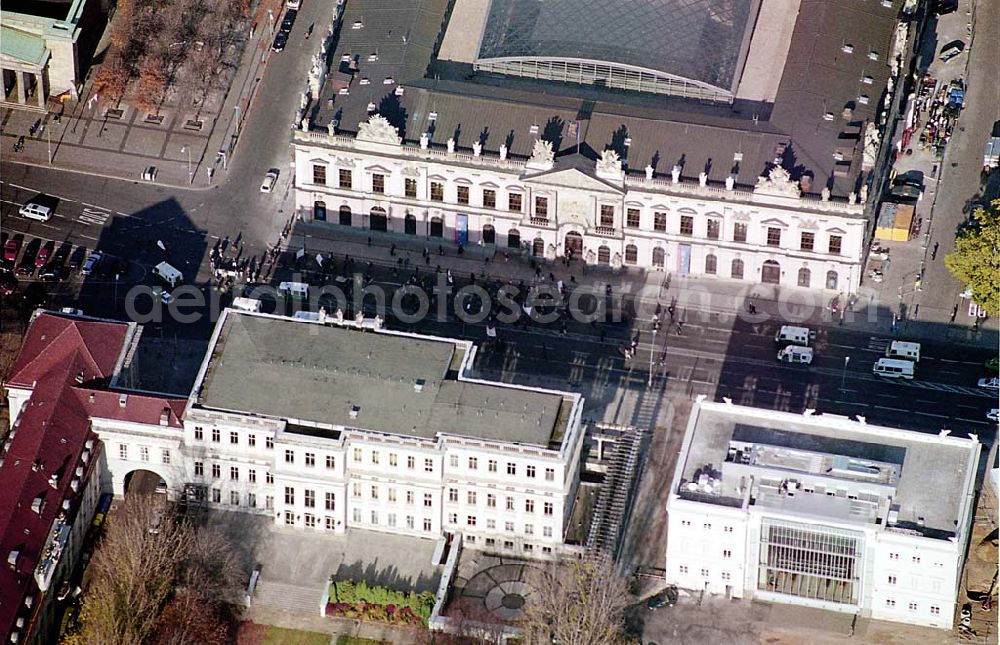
top-left (753, 165), bottom-right (801, 199)
top-left (356, 114), bottom-right (402, 146)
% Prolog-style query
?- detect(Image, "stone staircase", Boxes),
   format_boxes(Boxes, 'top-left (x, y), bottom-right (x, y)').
top-left (585, 423), bottom-right (644, 560)
top-left (252, 579), bottom-right (324, 615)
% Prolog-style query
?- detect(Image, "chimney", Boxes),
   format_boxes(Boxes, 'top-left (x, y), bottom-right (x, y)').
top-left (349, 405), bottom-right (360, 419)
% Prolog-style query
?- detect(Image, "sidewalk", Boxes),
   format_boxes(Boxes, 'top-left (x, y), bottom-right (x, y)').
top-left (0, 0), bottom-right (282, 189)
top-left (285, 220), bottom-right (999, 349)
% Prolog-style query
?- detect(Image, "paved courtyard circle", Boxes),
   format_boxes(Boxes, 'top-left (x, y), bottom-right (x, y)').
top-left (460, 561), bottom-right (542, 622)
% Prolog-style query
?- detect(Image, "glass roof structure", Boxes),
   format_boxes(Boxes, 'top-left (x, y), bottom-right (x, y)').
top-left (475, 0), bottom-right (760, 102)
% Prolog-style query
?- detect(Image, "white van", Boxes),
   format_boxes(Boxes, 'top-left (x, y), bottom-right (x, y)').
top-left (775, 325), bottom-right (813, 347)
top-left (278, 281), bottom-right (309, 299)
top-left (886, 341), bottom-right (920, 362)
top-left (873, 358), bottom-right (915, 379)
top-left (153, 262), bottom-right (183, 287)
top-left (19, 203), bottom-right (53, 222)
top-left (231, 297), bottom-right (262, 313)
top-left (777, 345), bottom-right (813, 365)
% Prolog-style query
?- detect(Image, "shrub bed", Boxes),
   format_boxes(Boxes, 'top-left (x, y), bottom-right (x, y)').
top-left (326, 580), bottom-right (435, 626)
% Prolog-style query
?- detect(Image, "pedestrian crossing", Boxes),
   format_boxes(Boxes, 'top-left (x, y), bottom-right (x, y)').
top-left (867, 337), bottom-right (890, 352)
top-left (77, 207), bottom-right (111, 226)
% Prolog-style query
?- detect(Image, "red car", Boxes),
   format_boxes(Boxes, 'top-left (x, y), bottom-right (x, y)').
top-left (3, 237), bottom-right (21, 263)
top-left (36, 241), bottom-right (55, 268)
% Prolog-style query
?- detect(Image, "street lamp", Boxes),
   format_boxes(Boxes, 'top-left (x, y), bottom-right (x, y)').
top-left (180, 145), bottom-right (192, 184)
top-left (840, 356), bottom-right (851, 391)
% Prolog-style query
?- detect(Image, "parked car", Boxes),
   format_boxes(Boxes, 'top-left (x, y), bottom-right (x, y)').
top-left (67, 246), bottom-right (86, 270)
top-left (272, 30), bottom-right (288, 52)
top-left (987, 409), bottom-right (999, 422)
top-left (0, 273), bottom-right (17, 296)
top-left (260, 169), bottom-right (279, 192)
top-left (16, 239), bottom-right (40, 276)
top-left (38, 264), bottom-right (65, 282)
top-left (81, 251), bottom-right (102, 276)
top-left (280, 9), bottom-right (297, 31)
top-left (52, 242), bottom-right (72, 267)
top-left (35, 240), bottom-right (55, 268)
top-left (646, 586), bottom-right (679, 610)
top-left (977, 377), bottom-right (1000, 391)
top-left (939, 41), bottom-right (964, 62)
top-left (152, 286), bottom-right (174, 305)
top-left (4, 236), bottom-right (23, 263)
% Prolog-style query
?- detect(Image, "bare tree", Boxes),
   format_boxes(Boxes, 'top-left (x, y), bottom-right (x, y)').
top-left (521, 556), bottom-right (633, 645)
top-left (72, 495), bottom-right (193, 645)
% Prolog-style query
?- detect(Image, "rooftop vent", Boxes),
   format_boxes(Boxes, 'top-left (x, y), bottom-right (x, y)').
top-left (733, 152), bottom-right (743, 162)
top-left (862, 75), bottom-right (874, 85)
top-left (7, 549), bottom-right (19, 568)
top-left (160, 408), bottom-right (171, 426)
top-left (414, 379), bottom-right (425, 392)
top-left (31, 496), bottom-right (44, 514)
top-left (842, 44), bottom-right (854, 54)
top-left (917, 516), bottom-right (925, 527)
top-left (823, 113), bottom-right (835, 121)
top-left (368, 52), bottom-right (378, 62)
top-left (383, 77), bottom-right (394, 85)
top-left (75, 371), bottom-right (85, 384)
top-left (366, 102), bottom-right (376, 112)
top-left (351, 20), bottom-right (363, 29)
top-left (868, 51), bottom-right (879, 61)
top-left (529, 124), bottom-right (539, 135)
top-left (359, 78), bottom-right (370, 86)
top-left (88, 393), bottom-right (95, 403)
top-left (394, 86), bottom-right (404, 96)
top-left (119, 394), bottom-right (128, 408)
top-left (341, 54), bottom-right (351, 62)
top-left (858, 95), bottom-right (870, 105)
top-left (349, 405), bottom-right (360, 419)
top-left (428, 111), bottom-right (437, 121)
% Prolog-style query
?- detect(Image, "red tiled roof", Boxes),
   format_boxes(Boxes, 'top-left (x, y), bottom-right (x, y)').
top-left (1, 313), bottom-right (182, 641)
top-left (0, 355), bottom-right (98, 638)
top-left (77, 389), bottom-right (186, 428)
top-left (5, 314), bottom-right (129, 389)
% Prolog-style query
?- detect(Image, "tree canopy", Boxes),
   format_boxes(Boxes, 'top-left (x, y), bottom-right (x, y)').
top-left (945, 199), bottom-right (1000, 316)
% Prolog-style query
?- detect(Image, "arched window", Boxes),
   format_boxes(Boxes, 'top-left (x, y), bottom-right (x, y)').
top-left (429, 216), bottom-right (443, 238)
top-left (761, 260), bottom-right (781, 284)
top-left (704, 254), bottom-right (717, 275)
top-left (624, 244), bottom-right (638, 265)
top-left (652, 247), bottom-right (665, 268)
top-left (731, 258), bottom-right (744, 279)
top-left (313, 200), bottom-right (327, 221)
top-left (826, 270), bottom-right (839, 290)
top-left (597, 246), bottom-right (611, 265)
top-left (532, 238), bottom-right (545, 257)
top-left (482, 224), bottom-right (496, 245)
top-left (507, 228), bottom-right (521, 249)
top-left (369, 207), bottom-right (387, 232)
top-left (339, 205), bottom-right (352, 226)
top-left (404, 213), bottom-right (417, 235)
top-left (797, 267), bottom-right (811, 287)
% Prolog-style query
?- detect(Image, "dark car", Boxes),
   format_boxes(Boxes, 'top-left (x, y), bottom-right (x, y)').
top-left (52, 242), bottom-right (72, 266)
top-left (646, 586), bottom-right (678, 610)
top-left (0, 273), bottom-right (17, 295)
top-left (16, 239), bottom-right (41, 276)
top-left (280, 9), bottom-right (297, 31)
top-left (932, 0), bottom-right (958, 15)
top-left (272, 30), bottom-right (288, 52)
top-left (97, 254), bottom-right (118, 278)
top-left (38, 263), bottom-right (65, 282)
top-left (36, 240), bottom-right (55, 268)
top-left (68, 245), bottom-right (87, 270)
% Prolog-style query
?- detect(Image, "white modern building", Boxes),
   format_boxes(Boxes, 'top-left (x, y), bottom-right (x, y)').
top-left (98, 309), bottom-right (586, 557)
top-left (288, 0), bottom-right (912, 295)
top-left (665, 398), bottom-right (981, 630)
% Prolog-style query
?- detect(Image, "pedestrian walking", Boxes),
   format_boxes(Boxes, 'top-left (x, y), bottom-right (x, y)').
top-left (676, 320), bottom-right (684, 335)
top-left (931, 242), bottom-right (939, 260)
top-left (390, 243), bottom-right (396, 256)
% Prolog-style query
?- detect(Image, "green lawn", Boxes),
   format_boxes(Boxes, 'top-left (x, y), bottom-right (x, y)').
top-left (261, 625), bottom-right (330, 645)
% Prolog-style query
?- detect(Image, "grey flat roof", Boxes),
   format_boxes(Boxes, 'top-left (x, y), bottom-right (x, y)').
top-left (196, 312), bottom-right (565, 446)
top-left (680, 405), bottom-right (976, 535)
top-left (476, 0), bottom-right (760, 94)
top-left (312, 0), bottom-right (902, 199)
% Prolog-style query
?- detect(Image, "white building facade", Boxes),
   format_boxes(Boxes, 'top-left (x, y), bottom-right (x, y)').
top-left (293, 116), bottom-right (869, 294)
top-left (665, 399), bottom-right (980, 630)
top-left (99, 310), bottom-right (586, 558)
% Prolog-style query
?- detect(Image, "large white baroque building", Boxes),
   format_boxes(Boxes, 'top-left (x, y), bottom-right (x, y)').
top-left (293, 119), bottom-right (868, 293)
top-left (97, 309), bottom-right (586, 557)
top-left (665, 398), bottom-right (981, 630)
